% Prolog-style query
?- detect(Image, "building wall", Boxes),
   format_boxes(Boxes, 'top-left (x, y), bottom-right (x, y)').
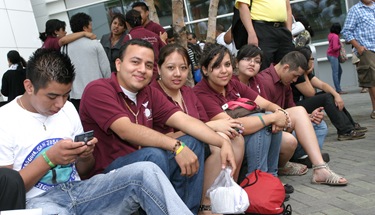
top-left (0, 0), bottom-right (41, 101)
top-left (0, 0), bottom-right (362, 102)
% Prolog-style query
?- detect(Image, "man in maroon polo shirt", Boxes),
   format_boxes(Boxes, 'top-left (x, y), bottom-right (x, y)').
top-left (132, 1), bottom-right (167, 42)
top-left (123, 9), bottom-right (165, 81)
top-left (256, 51), bottom-right (332, 168)
top-left (79, 39), bottom-right (236, 214)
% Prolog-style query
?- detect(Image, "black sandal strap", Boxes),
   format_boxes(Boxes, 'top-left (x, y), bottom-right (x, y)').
top-left (199, 205), bottom-right (211, 211)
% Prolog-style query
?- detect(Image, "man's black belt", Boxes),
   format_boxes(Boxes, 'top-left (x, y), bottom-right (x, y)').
top-left (252, 20), bottom-right (284, 28)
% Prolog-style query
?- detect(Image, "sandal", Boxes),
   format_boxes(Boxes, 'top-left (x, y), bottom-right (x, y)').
top-left (279, 162), bottom-right (308, 176)
top-left (199, 205), bottom-right (212, 212)
top-left (311, 163), bottom-right (348, 186)
top-left (198, 205), bottom-right (222, 215)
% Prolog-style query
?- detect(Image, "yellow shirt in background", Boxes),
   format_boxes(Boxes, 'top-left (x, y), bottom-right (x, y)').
top-left (235, 0), bottom-right (287, 22)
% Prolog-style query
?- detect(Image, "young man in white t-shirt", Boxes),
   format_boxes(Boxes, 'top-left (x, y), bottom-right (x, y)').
top-left (0, 48), bottom-right (192, 214)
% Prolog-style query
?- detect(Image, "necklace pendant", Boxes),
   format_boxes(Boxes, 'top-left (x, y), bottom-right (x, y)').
top-left (43, 124), bottom-right (46, 131)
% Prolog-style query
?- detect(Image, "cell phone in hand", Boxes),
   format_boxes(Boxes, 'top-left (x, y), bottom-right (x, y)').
top-left (74, 130), bottom-right (94, 145)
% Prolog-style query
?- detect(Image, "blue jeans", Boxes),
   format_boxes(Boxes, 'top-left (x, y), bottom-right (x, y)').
top-left (26, 162), bottom-right (193, 215)
top-left (104, 135), bottom-right (204, 214)
top-left (293, 120), bottom-right (328, 159)
top-left (327, 55), bottom-right (343, 92)
top-left (243, 113), bottom-right (282, 176)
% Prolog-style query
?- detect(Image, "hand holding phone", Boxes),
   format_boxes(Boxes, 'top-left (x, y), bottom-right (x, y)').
top-left (74, 130), bottom-right (94, 145)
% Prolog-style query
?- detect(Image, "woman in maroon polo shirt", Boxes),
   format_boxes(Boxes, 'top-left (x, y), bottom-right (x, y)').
top-left (194, 43), bottom-right (347, 187)
top-left (39, 19), bottom-right (96, 51)
top-left (151, 44), bottom-right (245, 213)
top-left (234, 44), bottom-right (308, 176)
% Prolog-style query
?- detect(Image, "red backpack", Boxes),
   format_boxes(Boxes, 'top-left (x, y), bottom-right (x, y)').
top-left (240, 170), bottom-right (292, 215)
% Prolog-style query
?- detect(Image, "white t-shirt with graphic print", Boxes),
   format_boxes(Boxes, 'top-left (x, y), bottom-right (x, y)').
top-left (0, 96), bottom-right (84, 199)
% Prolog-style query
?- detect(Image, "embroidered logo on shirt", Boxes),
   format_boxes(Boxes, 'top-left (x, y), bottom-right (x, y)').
top-left (143, 101), bottom-right (152, 119)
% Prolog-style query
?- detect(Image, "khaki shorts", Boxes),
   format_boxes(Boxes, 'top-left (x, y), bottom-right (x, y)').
top-left (357, 50), bottom-right (375, 87)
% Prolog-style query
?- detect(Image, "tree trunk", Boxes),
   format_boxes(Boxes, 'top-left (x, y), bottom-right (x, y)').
top-left (206, 0), bottom-right (219, 43)
top-left (144, 0), bottom-right (160, 24)
top-left (172, 0), bottom-right (195, 87)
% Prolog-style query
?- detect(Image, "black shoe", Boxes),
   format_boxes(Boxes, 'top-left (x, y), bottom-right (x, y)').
top-left (284, 184), bottom-right (294, 194)
top-left (284, 193), bottom-right (290, 202)
top-left (354, 123), bottom-right (367, 133)
top-left (294, 153), bottom-right (330, 168)
top-left (337, 130), bottom-right (365, 141)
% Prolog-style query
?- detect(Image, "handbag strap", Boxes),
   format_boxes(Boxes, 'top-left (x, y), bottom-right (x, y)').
top-left (226, 98), bottom-right (257, 111)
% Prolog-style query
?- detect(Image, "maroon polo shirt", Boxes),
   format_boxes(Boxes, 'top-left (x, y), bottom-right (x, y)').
top-left (150, 81), bottom-right (209, 134)
top-left (232, 75), bottom-right (268, 99)
top-left (80, 72), bottom-right (180, 176)
top-left (123, 26), bottom-right (165, 80)
top-left (257, 64), bottom-right (296, 109)
top-left (42, 36), bottom-right (60, 51)
top-left (145, 21), bottom-right (166, 35)
top-left (193, 78), bottom-right (259, 120)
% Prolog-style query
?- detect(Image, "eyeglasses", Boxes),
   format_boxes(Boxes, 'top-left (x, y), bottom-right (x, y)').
top-left (241, 57), bottom-right (261, 65)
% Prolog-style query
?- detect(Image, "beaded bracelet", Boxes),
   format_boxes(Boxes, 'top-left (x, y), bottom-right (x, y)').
top-left (277, 108), bottom-right (291, 128)
top-left (42, 151), bottom-right (56, 168)
top-left (277, 108), bottom-right (289, 116)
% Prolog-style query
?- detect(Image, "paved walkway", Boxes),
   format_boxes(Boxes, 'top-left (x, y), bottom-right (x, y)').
top-left (279, 88), bottom-right (375, 215)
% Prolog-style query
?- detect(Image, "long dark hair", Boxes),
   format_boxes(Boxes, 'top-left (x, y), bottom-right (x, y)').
top-left (39, 19), bottom-right (66, 42)
top-left (7, 50), bottom-right (27, 70)
top-left (200, 43), bottom-right (234, 78)
top-left (236, 44), bottom-right (263, 62)
top-left (158, 44), bottom-right (191, 67)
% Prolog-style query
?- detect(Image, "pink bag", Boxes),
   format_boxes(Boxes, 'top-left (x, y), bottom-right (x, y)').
top-left (222, 98), bottom-right (264, 118)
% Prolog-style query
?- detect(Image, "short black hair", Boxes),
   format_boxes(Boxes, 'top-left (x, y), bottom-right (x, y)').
top-left (295, 46), bottom-right (312, 62)
top-left (70, 12), bottom-right (92, 33)
top-left (27, 48), bottom-right (75, 93)
top-left (118, 39), bottom-right (154, 61)
top-left (330, 23), bottom-right (342, 35)
top-left (132, 2), bottom-right (149, 11)
top-left (111, 13), bottom-right (126, 27)
top-left (279, 51), bottom-right (309, 72)
top-left (125, 9), bottom-right (142, 28)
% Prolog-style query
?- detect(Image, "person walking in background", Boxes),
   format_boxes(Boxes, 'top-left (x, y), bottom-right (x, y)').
top-left (100, 13), bottom-right (127, 72)
top-left (39, 19), bottom-right (96, 51)
top-left (341, 0), bottom-right (375, 119)
top-left (1, 50), bottom-right (27, 102)
top-left (327, 23), bottom-right (346, 94)
top-left (64, 12), bottom-right (111, 112)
